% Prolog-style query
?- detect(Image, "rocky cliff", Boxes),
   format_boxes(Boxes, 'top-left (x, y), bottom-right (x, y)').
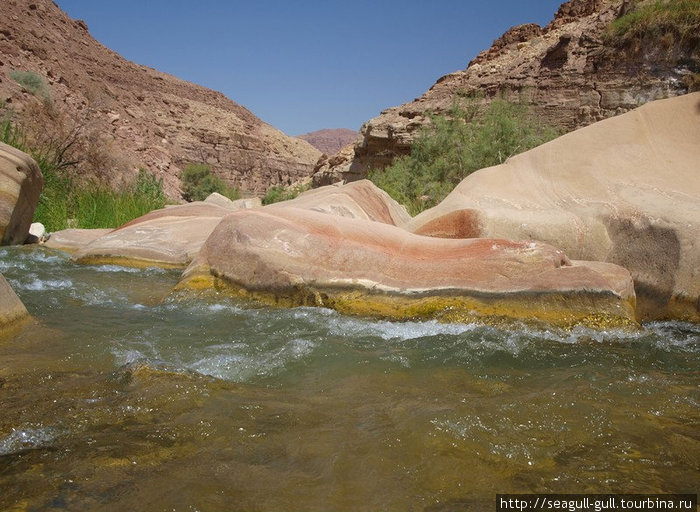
top-left (318, 0), bottom-right (699, 181)
top-left (0, 0), bottom-right (321, 198)
top-left (297, 128), bottom-right (358, 156)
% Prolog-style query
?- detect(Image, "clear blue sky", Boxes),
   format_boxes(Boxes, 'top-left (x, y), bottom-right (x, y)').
top-left (55, 1), bottom-right (564, 136)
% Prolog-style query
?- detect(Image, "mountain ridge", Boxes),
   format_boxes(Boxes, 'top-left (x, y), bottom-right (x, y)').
top-left (0, 0), bottom-right (321, 198)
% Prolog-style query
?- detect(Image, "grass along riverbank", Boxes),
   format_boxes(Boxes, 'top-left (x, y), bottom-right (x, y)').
top-left (2, 115), bottom-right (167, 231)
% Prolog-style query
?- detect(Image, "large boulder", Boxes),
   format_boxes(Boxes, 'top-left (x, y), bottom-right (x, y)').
top-left (0, 273), bottom-right (29, 333)
top-left (0, 142), bottom-right (43, 245)
top-left (72, 202), bottom-right (236, 268)
top-left (268, 180), bottom-right (411, 227)
top-left (178, 207), bottom-right (636, 329)
top-left (408, 93), bottom-right (700, 322)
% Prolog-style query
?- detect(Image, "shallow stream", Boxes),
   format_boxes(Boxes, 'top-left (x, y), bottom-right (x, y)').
top-left (0, 246), bottom-right (697, 511)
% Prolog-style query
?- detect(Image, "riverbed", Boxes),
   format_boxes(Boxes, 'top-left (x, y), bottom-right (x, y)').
top-left (0, 246), bottom-right (697, 511)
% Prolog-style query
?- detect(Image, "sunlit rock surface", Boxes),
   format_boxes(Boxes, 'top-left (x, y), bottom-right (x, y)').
top-left (268, 180), bottom-right (411, 227)
top-left (44, 228), bottom-right (114, 253)
top-left (178, 207), bottom-right (636, 328)
top-left (72, 202), bottom-right (237, 268)
top-left (409, 93), bottom-right (700, 322)
top-left (203, 193), bottom-right (262, 210)
top-left (0, 142), bottom-right (43, 246)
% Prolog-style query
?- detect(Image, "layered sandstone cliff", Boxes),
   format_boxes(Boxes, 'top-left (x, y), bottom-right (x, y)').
top-left (318, 0), bottom-right (698, 181)
top-left (0, 0), bottom-right (321, 198)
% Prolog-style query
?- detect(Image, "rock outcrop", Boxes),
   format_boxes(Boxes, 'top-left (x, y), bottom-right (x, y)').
top-left (0, 142), bottom-right (43, 245)
top-left (297, 129), bottom-right (359, 156)
top-left (72, 202), bottom-right (242, 268)
top-left (178, 207), bottom-right (637, 329)
top-left (408, 93), bottom-right (700, 322)
top-left (0, 273), bottom-right (29, 333)
top-left (0, 0), bottom-right (321, 198)
top-left (326, 0), bottom-right (698, 180)
top-left (268, 180), bottom-right (411, 227)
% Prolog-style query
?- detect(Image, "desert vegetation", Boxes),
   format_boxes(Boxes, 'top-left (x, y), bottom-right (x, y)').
top-left (262, 182), bottom-right (310, 205)
top-left (605, 0), bottom-right (700, 44)
top-left (9, 70), bottom-right (51, 101)
top-left (2, 102), bottom-right (167, 231)
top-left (368, 97), bottom-right (558, 214)
top-left (180, 163), bottom-right (240, 202)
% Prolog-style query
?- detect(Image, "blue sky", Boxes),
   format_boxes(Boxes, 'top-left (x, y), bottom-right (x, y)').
top-left (55, 1), bottom-right (564, 136)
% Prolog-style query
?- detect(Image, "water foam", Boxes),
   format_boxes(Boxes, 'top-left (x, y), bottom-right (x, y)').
top-left (0, 426), bottom-right (59, 455)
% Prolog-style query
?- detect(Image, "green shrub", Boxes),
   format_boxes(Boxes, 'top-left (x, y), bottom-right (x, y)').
top-left (10, 70), bottom-right (50, 100)
top-left (368, 98), bottom-right (558, 215)
top-left (262, 182), bottom-right (310, 205)
top-left (605, 0), bottom-right (700, 44)
top-left (180, 163), bottom-right (239, 202)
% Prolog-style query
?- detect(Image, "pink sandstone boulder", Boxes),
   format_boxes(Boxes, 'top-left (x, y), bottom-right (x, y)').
top-left (72, 202), bottom-right (236, 268)
top-left (178, 207), bottom-right (636, 329)
top-left (44, 228), bottom-right (114, 253)
top-left (268, 179), bottom-right (411, 226)
top-left (0, 142), bottom-right (43, 245)
top-left (408, 93), bottom-right (700, 322)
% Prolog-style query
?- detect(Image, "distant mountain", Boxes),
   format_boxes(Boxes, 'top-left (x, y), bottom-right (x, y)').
top-left (297, 129), bottom-right (358, 156)
top-left (0, 0), bottom-right (321, 198)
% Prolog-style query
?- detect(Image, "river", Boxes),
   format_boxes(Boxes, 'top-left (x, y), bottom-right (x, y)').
top-left (0, 246), bottom-right (697, 511)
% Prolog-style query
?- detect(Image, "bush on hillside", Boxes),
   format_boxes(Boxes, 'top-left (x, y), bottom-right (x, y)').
top-left (180, 163), bottom-right (240, 202)
top-left (605, 0), bottom-right (700, 45)
top-left (262, 182), bottom-right (310, 205)
top-left (368, 97), bottom-right (558, 215)
top-left (10, 70), bottom-right (50, 100)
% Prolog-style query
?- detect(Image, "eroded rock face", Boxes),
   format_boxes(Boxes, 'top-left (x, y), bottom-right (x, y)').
top-left (409, 93), bottom-right (700, 322)
top-left (178, 207), bottom-right (636, 328)
top-left (328, 0), bottom-right (698, 179)
top-left (0, 273), bottom-right (29, 333)
top-left (0, 0), bottom-right (321, 198)
top-left (0, 142), bottom-right (43, 246)
top-left (72, 202), bottom-right (238, 268)
top-left (268, 180), bottom-right (411, 227)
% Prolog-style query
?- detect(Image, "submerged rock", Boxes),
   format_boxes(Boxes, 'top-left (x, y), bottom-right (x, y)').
top-left (177, 207), bottom-right (636, 329)
top-left (268, 179), bottom-right (411, 227)
top-left (0, 273), bottom-right (29, 333)
top-left (408, 93), bottom-right (700, 322)
top-left (0, 142), bottom-right (43, 246)
top-left (72, 202), bottom-right (236, 268)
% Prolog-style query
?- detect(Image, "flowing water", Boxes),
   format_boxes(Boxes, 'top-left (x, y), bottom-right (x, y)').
top-left (0, 246), bottom-right (697, 511)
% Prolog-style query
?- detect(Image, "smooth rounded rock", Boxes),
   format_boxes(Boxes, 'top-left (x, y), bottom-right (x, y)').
top-left (268, 179), bottom-right (411, 227)
top-left (72, 202), bottom-right (235, 268)
top-left (178, 207), bottom-right (636, 329)
top-left (43, 228), bottom-right (114, 253)
top-left (0, 142), bottom-right (43, 246)
top-left (408, 93), bottom-right (700, 322)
